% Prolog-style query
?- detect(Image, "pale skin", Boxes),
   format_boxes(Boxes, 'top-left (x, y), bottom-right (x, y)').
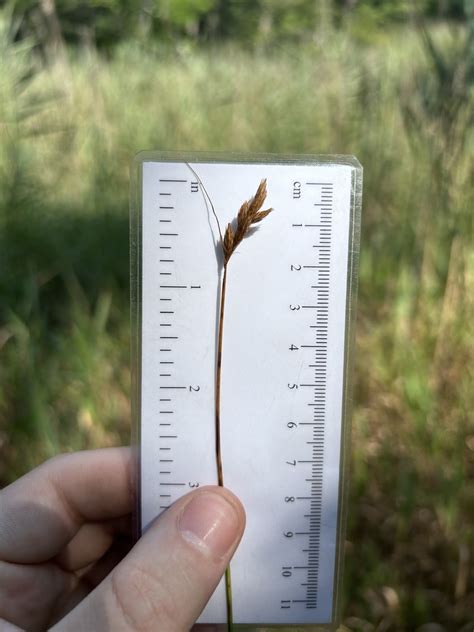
top-left (0, 447), bottom-right (246, 631)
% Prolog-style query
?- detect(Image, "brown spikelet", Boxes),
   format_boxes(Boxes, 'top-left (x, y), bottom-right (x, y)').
top-left (253, 208), bottom-right (272, 223)
top-left (223, 223), bottom-right (234, 262)
top-left (223, 178), bottom-right (272, 263)
top-left (237, 200), bottom-right (249, 226)
top-left (247, 179), bottom-right (267, 215)
top-left (234, 201), bottom-right (250, 246)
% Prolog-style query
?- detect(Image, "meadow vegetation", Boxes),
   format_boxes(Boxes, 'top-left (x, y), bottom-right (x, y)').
top-left (0, 10), bottom-right (473, 629)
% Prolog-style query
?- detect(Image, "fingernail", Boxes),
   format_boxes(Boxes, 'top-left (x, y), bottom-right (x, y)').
top-left (178, 492), bottom-right (240, 559)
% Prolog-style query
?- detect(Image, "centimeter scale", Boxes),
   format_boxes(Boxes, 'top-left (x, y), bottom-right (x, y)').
top-left (131, 152), bottom-right (362, 628)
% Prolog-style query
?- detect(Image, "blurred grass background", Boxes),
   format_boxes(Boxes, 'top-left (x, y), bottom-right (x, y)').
top-left (0, 0), bottom-right (473, 629)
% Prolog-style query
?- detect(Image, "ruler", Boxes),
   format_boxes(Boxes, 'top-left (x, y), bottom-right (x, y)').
top-left (131, 153), bottom-right (362, 627)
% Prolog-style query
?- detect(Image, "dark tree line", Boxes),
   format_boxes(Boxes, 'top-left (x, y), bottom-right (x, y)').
top-left (3, 0), bottom-right (470, 53)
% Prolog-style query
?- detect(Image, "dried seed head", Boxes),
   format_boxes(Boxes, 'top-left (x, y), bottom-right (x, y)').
top-left (223, 223), bottom-right (234, 264)
top-left (253, 208), bottom-right (272, 223)
top-left (234, 201), bottom-right (250, 245)
top-left (223, 179), bottom-right (272, 264)
top-left (237, 200), bottom-right (249, 227)
top-left (248, 179), bottom-right (267, 216)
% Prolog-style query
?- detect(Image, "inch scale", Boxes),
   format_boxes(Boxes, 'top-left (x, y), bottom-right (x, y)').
top-left (132, 153), bottom-right (362, 627)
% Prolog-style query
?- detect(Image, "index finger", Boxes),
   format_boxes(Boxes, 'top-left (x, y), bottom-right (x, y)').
top-left (0, 447), bottom-right (133, 564)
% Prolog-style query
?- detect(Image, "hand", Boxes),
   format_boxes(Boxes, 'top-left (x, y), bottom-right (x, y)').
top-left (0, 447), bottom-right (246, 631)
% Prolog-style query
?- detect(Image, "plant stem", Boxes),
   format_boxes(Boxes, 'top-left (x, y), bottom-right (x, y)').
top-left (215, 263), bottom-right (227, 488)
top-left (215, 262), bottom-right (233, 630)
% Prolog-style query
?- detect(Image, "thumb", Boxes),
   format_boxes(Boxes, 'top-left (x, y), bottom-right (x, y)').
top-left (55, 486), bottom-right (245, 631)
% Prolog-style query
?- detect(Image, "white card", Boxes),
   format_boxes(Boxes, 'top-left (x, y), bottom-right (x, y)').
top-left (134, 155), bottom-right (361, 626)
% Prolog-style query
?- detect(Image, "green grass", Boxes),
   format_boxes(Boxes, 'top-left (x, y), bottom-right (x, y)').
top-left (0, 16), bottom-right (473, 630)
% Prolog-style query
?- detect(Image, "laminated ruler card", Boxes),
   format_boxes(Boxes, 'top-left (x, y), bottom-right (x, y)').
top-left (131, 151), bottom-right (362, 628)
